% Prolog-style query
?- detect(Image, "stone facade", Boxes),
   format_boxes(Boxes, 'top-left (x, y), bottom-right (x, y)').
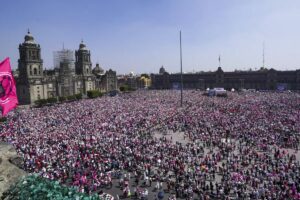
top-left (17, 31), bottom-right (46, 104)
top-left (16, 32), bottom-right (117, 104)
top-left (117, 73), bottom-right (137, 90)
top-left (151, 67), bottom-right (300, 91)
top-left (93, 65), bottom-right (118, 92)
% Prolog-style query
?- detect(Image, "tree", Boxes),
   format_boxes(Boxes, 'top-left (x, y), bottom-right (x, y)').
top-left (58, 96), bottom-right (66, 102)
top-left (67, 95), bottom-right (76, 101)
top-left (2, 175), bottom-right (101, 200)
top-left (35, 99), bottom-right (47, 107)
top-left (75, 93), bottom-right (82, 100)
top-left (87, 90), bottom-right (102, 98)
top-left (119, 85), bottom-right (129, 92)
top-left (47, 97), bottom-right (58, 104)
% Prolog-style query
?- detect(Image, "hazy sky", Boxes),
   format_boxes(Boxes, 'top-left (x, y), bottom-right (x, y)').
top-left (1, 0), bottom-right (300, 74)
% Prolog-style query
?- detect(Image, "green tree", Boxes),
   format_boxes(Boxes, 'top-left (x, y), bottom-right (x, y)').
top-left (47, 97), bottom-right (58, 104)
top-left (75, 93), bottom-right (83, 100)
top-left (1, 174), bottom-right (101, 200)
top-left (35, 99), bottom-right (47, 107)
top-left (87, 90), bottom-right (102, 98)
top-left (58, 96), bottom-right (66, 102)
top-left (67, 95), bottom-right (76, 101)
top-left (119, 85), bottom-right (129, 92)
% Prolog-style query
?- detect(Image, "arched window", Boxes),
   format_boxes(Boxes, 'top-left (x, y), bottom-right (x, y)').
top-left (34, 68), bottom-right (37, 75)
top-left (86, 68), bottom-right (89, 74)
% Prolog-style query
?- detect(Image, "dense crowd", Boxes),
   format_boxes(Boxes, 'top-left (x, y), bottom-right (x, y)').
top-left (0, 90), bottom-right (299, 199)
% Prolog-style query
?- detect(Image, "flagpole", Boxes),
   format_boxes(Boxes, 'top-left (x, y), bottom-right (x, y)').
top-left (263, 41), bottom-right (265, 68)
top-left (180, 31), bottom-right (183, 107)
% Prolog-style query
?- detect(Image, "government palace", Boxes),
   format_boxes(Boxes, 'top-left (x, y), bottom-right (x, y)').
top-left (151, 65), bottom-right (300, 91)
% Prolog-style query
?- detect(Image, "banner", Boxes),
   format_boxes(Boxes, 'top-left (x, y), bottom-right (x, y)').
top-left (0, 57), bottom-right (18, 116)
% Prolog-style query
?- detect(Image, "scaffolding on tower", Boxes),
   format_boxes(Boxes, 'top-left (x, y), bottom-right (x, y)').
top-left (53, 49), bottom-right (75, 71)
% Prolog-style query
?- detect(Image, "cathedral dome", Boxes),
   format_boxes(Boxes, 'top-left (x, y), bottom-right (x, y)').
top-left (79, 40), bottom-right (87, 50)
top-left (24, 30), bottom-right (35, 44)
top-left (92, 63), bottom-right (104, 75)
top-left (159, 65), bottom-right (166, 74)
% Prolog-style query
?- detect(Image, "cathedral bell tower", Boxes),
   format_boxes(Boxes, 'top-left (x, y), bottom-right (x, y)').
top-left (18, 30), bottom-right (43, 80)
top-left (75, 41), bottom-right (94, 94)
top-left (17, 30), bottom-right (45, 104)
top-left (75, 40), bottom-right (92, 76)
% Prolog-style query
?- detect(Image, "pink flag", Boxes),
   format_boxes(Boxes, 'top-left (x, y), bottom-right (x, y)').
top-left (0, 57), bottom-right (18, 116)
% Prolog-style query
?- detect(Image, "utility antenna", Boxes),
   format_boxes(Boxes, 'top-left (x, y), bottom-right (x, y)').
top-left (218, 54), bottom-right (221, 68)
top-left (262, 41), bottom-right (265, 68)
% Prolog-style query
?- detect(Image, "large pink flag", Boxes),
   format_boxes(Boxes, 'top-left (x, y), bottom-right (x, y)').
top-left (0, 57), bottom-right (18, 116)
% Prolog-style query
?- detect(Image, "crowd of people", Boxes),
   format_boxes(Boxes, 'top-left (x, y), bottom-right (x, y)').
top-left (0, 90), bottom-right (299, 199)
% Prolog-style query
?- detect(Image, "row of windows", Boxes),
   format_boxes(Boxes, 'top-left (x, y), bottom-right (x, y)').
top-left (75, 55), bottom-right (90, 62)
top-left (28, 51), bottom-right (40, 60)
top-left (83, 55), bottom-right (90, 62)
top-left (30, 68), bottom-right (41, 75)
top-left (20, 50), bottom-right (40, 60)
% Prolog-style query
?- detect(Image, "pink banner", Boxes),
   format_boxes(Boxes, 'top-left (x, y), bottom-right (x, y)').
top-left (0, 57), bottom-right (18, 116)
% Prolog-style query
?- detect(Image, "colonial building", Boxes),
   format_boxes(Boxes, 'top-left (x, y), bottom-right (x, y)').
top-left (92, 63), bottom-right (117, 92)
top-left (117, 72), bottom-right (138, 90)
top-left (151, 66), bottom-right (300, 91)
top-left (16, 31), bottom-right (117, 104)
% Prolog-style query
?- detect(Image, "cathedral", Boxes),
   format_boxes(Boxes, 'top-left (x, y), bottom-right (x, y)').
top-left (15, 31), bottom-right (117, 104)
